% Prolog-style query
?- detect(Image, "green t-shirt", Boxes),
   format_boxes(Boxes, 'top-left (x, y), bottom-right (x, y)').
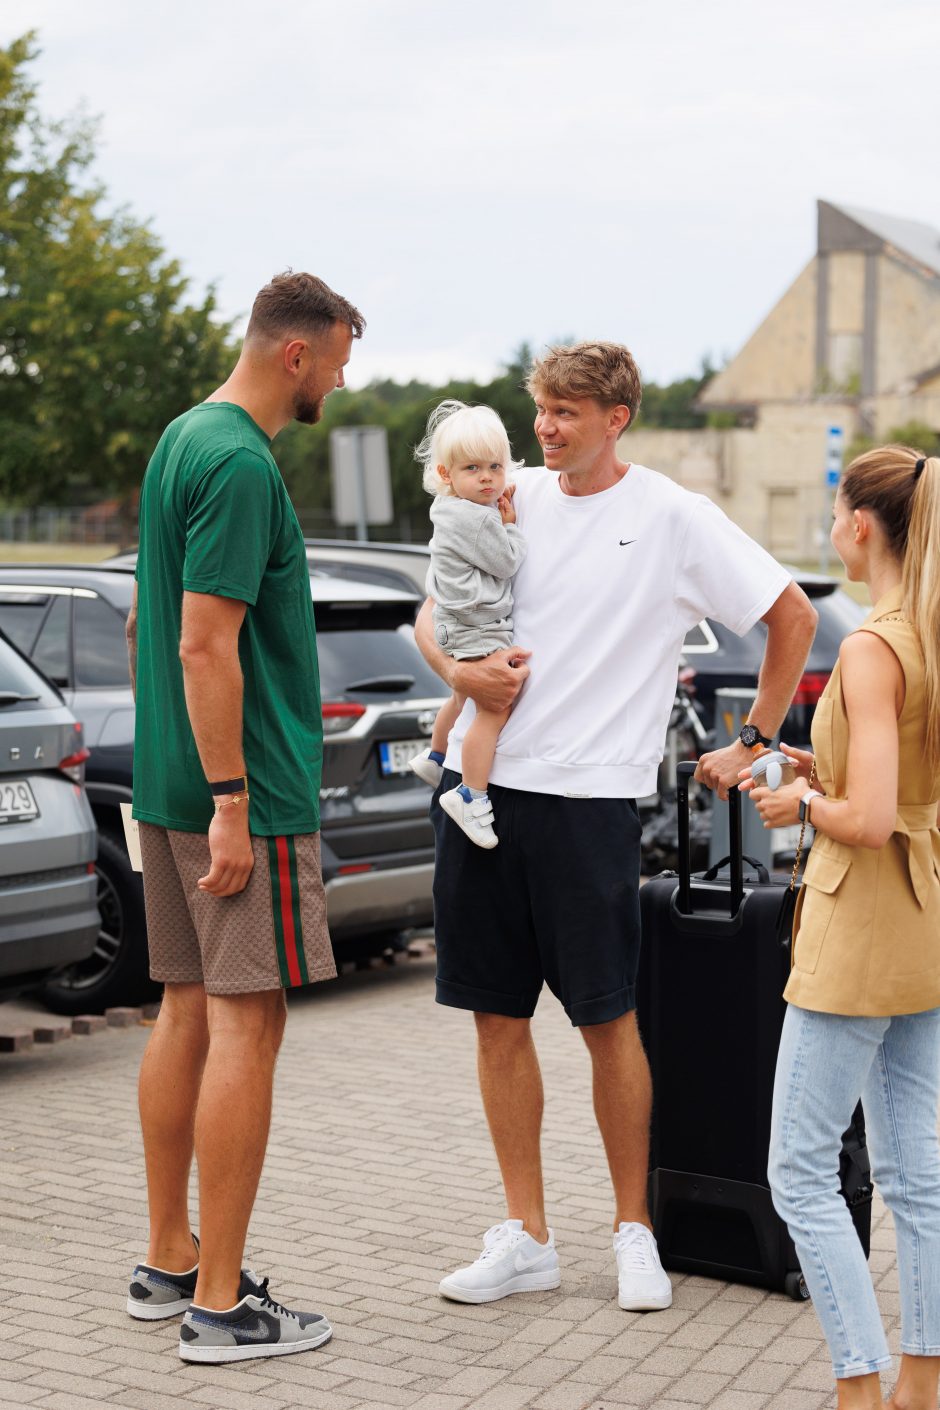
top-left (132, 402), bottom-right (322, 835)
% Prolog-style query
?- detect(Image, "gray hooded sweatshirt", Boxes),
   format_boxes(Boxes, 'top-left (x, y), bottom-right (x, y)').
top-left (425, 496), bottom-right (527, 628)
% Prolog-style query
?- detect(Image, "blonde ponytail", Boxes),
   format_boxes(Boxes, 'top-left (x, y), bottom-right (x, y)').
top-left (841, 444), bottom-right (940, 772)
top-left (904, 455), bottom-right (940, 770)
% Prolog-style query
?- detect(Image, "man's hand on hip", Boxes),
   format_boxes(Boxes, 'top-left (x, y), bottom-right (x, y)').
top-left (455, 647), bottom-right (531, 712)
top-left (198, 806), bottom-right (255, 897)
top-left (694, 740), bottom-right (754, 802)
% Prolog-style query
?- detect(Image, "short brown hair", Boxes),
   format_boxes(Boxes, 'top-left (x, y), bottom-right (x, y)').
top-left (526, 341), bottom-right (642, 421)
top-left (246, 271), bottom-right (365, 345)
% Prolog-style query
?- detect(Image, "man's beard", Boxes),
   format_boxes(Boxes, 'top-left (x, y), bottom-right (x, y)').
top-left (293, 390), bottom-right (324, 425)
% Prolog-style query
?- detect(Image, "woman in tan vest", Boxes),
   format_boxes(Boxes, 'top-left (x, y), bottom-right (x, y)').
top-left (744, 444), bottom-right (940, 1410)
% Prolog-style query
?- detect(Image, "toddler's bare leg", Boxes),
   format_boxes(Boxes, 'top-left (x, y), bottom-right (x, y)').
top-left (462, 706), bottom-right (511, 792)
top-left (430, 692), bottom-right (465, 757)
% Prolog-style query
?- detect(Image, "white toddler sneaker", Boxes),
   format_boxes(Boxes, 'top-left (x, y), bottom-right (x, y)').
top-left (439, 785), bottom-right (498, 849)
top-left (613, 1222), bottom-right (673, 1310)
top-left (409, 748), bottom-right (444, 787)
top-left (439, 1219), bottom-right (560, 1303)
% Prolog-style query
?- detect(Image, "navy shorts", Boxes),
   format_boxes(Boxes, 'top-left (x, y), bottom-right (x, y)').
top-left (431, 770), bottom-right (643, 1027)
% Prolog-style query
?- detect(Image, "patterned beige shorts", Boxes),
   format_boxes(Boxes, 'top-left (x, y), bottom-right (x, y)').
top-left (139, 824), bottom-right (336, 996)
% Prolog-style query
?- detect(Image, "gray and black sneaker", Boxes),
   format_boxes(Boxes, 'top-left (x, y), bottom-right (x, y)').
top-left (127, 1241), bottom-right (199, 1320)
top-left (179, 1271), bottom-right (332, 1363)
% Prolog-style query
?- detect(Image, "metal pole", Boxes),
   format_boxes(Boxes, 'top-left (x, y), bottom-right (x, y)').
top-left (354, 429), bottom-right (368, 542)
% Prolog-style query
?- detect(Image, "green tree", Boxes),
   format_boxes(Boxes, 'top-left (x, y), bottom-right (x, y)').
top-left (638, 358), bottom-right (720, 430)
top-left (844, 420), bottom-right (940, 469)
top-left (0, 33), bottom-right (235, 507)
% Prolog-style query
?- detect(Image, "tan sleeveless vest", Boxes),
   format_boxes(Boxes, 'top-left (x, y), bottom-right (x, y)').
top-left (784, 585), bottom-right (940, 1016)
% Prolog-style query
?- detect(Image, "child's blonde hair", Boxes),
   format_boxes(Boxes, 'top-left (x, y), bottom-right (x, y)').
top-left (416, 400), bottom-right (521, 497)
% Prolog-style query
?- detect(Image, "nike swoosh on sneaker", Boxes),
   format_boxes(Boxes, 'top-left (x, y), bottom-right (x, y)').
top-left (514, 1247), bottom-right (553, 1272)
top-left (231, 1315), bottom-right (275, 1341)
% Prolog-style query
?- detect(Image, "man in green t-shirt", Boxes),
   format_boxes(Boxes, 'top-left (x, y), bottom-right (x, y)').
top-left (125, 272), bottom-right (364, 1364)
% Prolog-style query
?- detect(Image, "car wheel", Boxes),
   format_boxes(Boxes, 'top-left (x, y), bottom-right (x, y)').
top-left (41, 830), bottom-right (159, 1015)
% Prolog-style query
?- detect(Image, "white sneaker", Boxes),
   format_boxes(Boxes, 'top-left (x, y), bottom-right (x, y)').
top-left (439, 785), bottom-right (498, 849)
top-left (439, 1219), bottom-right (560, 1304)
top-left (613, 1222), bottom-right (673, 1310)
top-left (410, 748), bottom-right (443, 787)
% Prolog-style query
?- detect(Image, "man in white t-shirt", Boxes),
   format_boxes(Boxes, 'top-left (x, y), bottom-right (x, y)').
top-left (415, 341), bottom-right (817, 1312)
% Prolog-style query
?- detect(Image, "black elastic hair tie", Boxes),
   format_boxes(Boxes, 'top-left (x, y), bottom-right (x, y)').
top-left (914, 457), bottom-right (926, 479)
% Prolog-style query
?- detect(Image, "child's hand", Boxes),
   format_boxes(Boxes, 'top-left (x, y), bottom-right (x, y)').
top-left (498, 493), bottom-right (516, 525)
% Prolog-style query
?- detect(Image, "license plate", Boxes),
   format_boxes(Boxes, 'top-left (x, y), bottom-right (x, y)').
top-left (378, 739), bottom-right (426, 777)
top-left (0, 779), bottom-right (39, 824)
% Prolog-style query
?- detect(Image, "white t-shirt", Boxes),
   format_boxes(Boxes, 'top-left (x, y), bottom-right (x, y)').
top-left (444, 464), bottom-right (791, 799)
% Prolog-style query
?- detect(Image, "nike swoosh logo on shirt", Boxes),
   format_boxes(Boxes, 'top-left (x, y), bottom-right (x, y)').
top-left (619, 539), bottom-right (636, 546)
top-left (514, 1248), bottom-right (553, 1272)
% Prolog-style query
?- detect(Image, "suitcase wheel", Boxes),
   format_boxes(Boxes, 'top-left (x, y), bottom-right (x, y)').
top-left (784, 1271), bottom-right (810, 1302)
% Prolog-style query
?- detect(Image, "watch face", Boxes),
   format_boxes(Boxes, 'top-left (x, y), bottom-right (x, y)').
top-left (740, 724), bottom-right (759, 748)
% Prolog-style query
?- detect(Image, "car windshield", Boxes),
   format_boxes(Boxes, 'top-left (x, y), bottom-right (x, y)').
top-left (316, 625), bottom-right (444, 701)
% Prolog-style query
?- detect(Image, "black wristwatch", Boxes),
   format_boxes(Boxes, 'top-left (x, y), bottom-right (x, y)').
top-left (739, 723), bottom-right (773, 752)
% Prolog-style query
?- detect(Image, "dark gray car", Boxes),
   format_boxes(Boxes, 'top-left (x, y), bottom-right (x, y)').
top-left (0, 564), bottom-right (447, 1012)
top-left (0, 631), bottom-right (98, 998)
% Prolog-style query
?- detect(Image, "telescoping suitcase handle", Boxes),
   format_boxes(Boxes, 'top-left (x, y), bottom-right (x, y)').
top-left (676, 760), bottom-right (744, 919)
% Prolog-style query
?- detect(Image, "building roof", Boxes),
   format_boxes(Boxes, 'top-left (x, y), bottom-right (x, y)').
top-left (819, 200), bottom-right (940, 278)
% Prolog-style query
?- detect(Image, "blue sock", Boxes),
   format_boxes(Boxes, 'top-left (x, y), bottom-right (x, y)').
top-left (429, 750), bottom-right (445, 765)
top-left (458, 783), bottom-right (488, 801)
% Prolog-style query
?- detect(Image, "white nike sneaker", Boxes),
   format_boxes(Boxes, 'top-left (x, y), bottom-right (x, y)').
top-left (409, 748), bottom-right (444, 787)
top-left (439, 1219), bottom-right (560, 1303)
top-left (613, 1222), bottom-right (673, 1310)
top-left (439, 785), bottom-right (498, 849)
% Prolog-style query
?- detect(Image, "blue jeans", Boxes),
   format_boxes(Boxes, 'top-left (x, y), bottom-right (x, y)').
top-left (770, 1004), bottom-right (940, 1379)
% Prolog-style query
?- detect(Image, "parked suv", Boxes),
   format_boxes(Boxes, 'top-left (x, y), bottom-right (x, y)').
top-left (0, 630), bottom-right (98, 999)
top-left (0, 564), bottom-right (447, 1012)
top-left (681, 569), bottom-right (867, 747)
top-left (297, 545), bottom-right (865, 747)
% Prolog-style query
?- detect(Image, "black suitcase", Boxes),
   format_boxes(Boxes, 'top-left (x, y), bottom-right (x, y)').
top-left (637, 762), bottom-right (873, 1301)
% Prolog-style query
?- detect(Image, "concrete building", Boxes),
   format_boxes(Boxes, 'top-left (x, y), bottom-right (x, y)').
top-left (623, 200), bottom-right (940, 558)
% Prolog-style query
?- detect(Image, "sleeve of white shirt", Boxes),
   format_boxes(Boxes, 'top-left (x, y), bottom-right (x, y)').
top-left (674, 497), bottom-right (792, 637)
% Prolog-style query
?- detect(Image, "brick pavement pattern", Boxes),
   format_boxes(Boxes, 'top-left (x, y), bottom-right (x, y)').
top-left (0, 952), bottom-right (906, 1410)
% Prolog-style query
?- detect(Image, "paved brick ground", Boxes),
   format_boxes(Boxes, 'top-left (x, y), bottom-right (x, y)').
top-left (0, 953), bottom-right (904, 1410)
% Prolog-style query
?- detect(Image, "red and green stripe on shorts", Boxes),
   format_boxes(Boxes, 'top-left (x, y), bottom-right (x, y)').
top-left (266, 836), bottom-right (309, 988)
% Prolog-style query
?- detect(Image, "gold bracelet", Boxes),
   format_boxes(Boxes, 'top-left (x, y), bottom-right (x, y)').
top-left (213, 791), bottom-right (250, 812)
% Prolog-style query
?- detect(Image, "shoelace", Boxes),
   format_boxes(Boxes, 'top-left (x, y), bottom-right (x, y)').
top-left (476, 1222), bottom-right (523, 1265)
top-left (253, 1275), bottom-right (300, 1322)
top-left (613, 1227), bottom-right (658, 1272)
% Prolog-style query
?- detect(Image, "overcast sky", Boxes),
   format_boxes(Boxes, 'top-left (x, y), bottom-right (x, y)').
top-left (10, 0), bottom-right (940, 389)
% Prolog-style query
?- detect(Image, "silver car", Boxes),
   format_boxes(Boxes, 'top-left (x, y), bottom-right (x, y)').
top-left (0, 632), bottom-right (98, 998)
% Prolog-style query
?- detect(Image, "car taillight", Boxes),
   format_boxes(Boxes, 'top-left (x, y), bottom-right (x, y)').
top-left (792, 671), bottom-right (830, 706)
top-left (59, 746), bottom-right (91, 783)
top-left (322, 702), bottom-right (366, 735)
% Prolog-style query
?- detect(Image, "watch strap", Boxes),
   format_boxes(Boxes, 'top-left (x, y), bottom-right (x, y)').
top-left (799, 789), bottom-right (822, 824)
top-left (209, 774), bottom-right (249, 797)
